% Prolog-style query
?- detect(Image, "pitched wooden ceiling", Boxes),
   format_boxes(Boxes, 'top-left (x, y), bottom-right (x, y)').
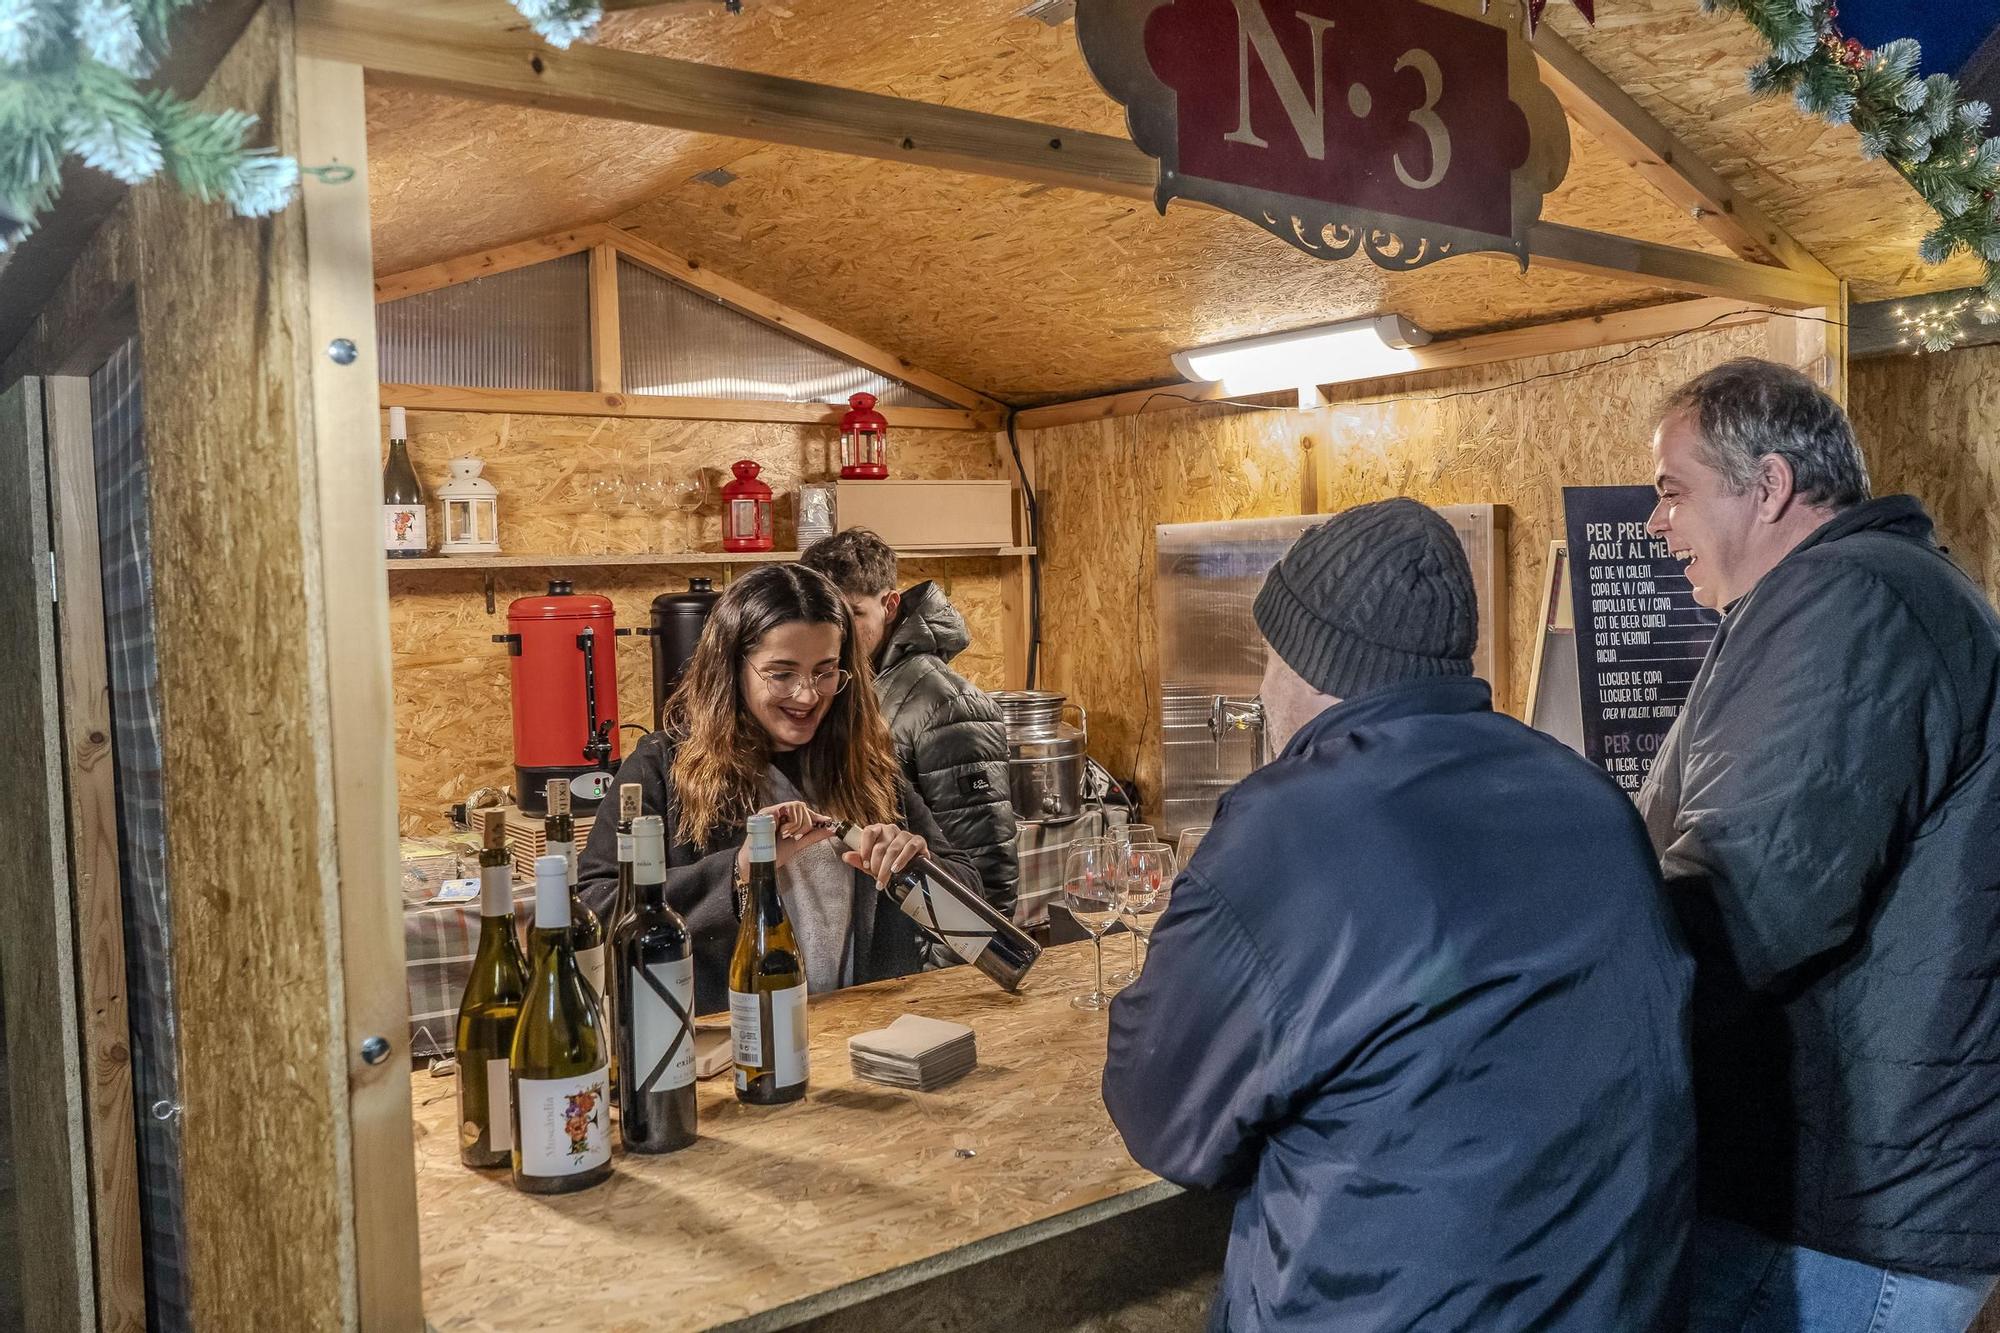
top-left (363, 0), bottom-right (1977, 403)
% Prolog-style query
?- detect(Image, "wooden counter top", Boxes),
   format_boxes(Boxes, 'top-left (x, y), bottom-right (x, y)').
top-left (412, 941), bottom-right (1173, 1332)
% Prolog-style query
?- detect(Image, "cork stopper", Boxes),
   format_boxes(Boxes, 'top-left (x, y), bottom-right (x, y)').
top-left (547, 780), bottom-right (571, 817)
top-left (619, 782), bottom-right (642, 824)
top-left (479, 806), bottom-right (507, 851)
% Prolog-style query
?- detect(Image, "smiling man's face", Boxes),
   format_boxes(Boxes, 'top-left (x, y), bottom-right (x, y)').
top-left (1647, 408), bottom-right (1766, 611)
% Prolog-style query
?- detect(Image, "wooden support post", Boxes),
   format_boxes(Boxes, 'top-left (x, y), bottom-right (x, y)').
top-left (590, 242), bottom-right (623, 395)
top-left (997, 428), bottom-right (1038, 691)
top-left (1764, 288), bottom-right (1849, 408)
top-left (46, 374), bottom-right (148, 1333)
top-left (0, 375), bottom-right (96, 1333)
top-left (296, 50), bottom-right (426, 1331)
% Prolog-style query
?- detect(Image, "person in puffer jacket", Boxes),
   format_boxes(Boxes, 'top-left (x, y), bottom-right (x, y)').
top-left (1639, 359), bottom-right (2000, 1332)
top-left (1105, 498), bottom-right (1695, 1332)
top-left (802, 530), bottom-right (1017, 914)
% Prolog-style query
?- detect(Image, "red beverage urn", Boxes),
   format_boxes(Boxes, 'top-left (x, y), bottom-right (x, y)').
top-left (722, 459), bottom-right (774, 552)
top-left (492, 579), bottom-right (622, 815)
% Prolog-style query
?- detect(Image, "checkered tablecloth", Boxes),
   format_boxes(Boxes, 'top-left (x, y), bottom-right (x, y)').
top-left (404, 881), bottom-right (534, 1060)
top-left (1012, 808), bottom-right (1108, 927)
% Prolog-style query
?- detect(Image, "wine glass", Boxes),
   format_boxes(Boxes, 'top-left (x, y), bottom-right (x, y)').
top-left (1116, 843), bottom-right (1177, 981)
top-left (1109, 821), bottom-right (1155, 856)
top-left (1063, 857), bottom-right (1121, 1012)
top-left (1176, 826), bottom-right (1209, 865)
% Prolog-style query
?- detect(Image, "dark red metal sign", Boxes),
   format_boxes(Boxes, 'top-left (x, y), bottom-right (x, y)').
top-left (1079, 0), bottom-right (1570, 269)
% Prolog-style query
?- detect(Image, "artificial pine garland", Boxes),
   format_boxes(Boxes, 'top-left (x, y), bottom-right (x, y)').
top-left (1704, 0), bottom-right (2000, 349)
top-left (0, 0), bottom-right (299, 250)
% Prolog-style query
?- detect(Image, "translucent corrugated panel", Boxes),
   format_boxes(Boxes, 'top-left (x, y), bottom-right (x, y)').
top-left (377, 253), bottom-right (591, 390)
top-left (618, 258), bottom-right (949, 408)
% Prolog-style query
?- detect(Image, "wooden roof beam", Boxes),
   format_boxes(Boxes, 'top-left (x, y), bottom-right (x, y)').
top-left (299, 4), bottom-right (1839, 310)
top-left (1012, 297), bottom-right (1783, 431)
top-left (1532, 28), bottom-right (1835, 280)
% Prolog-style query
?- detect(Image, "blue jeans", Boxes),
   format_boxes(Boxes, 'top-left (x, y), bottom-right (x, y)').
top-left (1689, 1217), bottom-right (1997, 1333)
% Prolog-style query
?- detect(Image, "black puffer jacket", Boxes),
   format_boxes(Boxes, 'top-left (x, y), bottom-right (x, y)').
top-left (1638, 496), bottom-right (2000, 1275)
top-left (874, 582), bottom-right (1018, 913)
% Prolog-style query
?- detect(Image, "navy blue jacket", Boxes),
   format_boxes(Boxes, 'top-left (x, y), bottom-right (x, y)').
top-left (1103, 678), bottom-right (1694, 1332)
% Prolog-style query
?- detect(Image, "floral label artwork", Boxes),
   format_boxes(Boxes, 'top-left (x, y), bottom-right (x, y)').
top-left (516, 1070), bottom-right (611, 1176)
top-left (384, 505), bottom-right (428, 551)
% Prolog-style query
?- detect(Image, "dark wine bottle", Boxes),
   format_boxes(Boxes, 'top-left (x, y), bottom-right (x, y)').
top-left (509, 853), bottom-right (612, 1194)
top-left (604, 782), bottom-right (642, 1095)
top-left (382, 405), bottom-right (428, 559)
top-left (728, 814), bottom-right (807, 1105)
top-left (543, 779), bottom-right (605, 1001)
top-left (830, 820), bottom-right (1042, 992)
top-left (615, 815), bottom-right (697, 1152)
top-left (455, 809), bottom-right (530, 1168)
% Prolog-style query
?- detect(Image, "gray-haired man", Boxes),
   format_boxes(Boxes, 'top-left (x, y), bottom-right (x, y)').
top-left (1640, 357), bottom-right (2000, 1331)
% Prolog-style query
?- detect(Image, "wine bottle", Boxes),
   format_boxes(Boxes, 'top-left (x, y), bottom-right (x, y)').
top-left (543, 779), bottom-right (606, 1000)
top-left (455, 809), bottom-right (531, 1169)
top-left (509, 853), bottom-right (613, 1194)
top-left (728, 813), bottom-right (808, 1105)
top-left (829, 821), bottom-right (1042, 992)
top-left (382, 405), bottom-right (428, 559)
top-left (615, 815), bottom-right (697, 1152)
top-left (605, 782), bottom-right (642, 1094)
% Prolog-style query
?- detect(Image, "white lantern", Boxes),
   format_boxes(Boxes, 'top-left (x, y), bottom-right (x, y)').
top-left (438, 458), bottom-right (501, 555)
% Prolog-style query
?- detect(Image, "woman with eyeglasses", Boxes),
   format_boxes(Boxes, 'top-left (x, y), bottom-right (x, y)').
top-left (577, 563), bottom-right (977, 1014)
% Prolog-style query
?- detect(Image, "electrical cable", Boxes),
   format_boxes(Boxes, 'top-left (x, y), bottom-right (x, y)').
top-left (1004, 407), bottom-right (1042, 688)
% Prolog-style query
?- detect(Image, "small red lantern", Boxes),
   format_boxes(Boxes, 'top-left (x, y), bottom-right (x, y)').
top-left (839, 392), bottom-right (889, 480)
top-left (722, 459), bottom-right (774, 552)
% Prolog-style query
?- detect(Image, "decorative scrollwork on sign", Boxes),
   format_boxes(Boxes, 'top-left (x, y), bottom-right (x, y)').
top-left (1259, 214), bottom-right (1459, 270)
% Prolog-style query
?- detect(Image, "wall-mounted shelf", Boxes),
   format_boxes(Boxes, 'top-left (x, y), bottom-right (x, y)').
top-left (385, 546), bottom-right (1033, 574)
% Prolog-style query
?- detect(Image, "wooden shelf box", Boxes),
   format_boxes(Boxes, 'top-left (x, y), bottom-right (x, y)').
top-left (834, 480), bottom-right (1016, 550)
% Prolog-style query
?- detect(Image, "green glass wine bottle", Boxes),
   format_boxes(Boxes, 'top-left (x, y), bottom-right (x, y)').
top-left (455, 809), bottom-right (530, 1168)
top-left (509, 853), bottom-right (613, 1194)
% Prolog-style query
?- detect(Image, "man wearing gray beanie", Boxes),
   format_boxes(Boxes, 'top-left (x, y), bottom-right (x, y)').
top-left (1104, 498), bottom-right (1696, 1332)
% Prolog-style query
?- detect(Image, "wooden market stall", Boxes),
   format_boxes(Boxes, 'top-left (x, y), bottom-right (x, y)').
top-left (5, 0), bottom-right (2000, 1329)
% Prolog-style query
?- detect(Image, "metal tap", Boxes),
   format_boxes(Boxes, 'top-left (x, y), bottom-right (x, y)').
top-left (1209, 694), bottom-right (1269, 768)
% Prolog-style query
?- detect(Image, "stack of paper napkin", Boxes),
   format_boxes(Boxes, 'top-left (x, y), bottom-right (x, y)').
top-left (847, 1015), bottom-right (977, 1090)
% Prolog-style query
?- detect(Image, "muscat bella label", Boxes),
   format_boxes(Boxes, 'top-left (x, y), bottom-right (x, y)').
top-left (516, 1070), bottom-right (610, 1176)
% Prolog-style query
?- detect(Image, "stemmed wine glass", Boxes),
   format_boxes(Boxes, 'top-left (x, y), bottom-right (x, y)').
top-left (1063, 846), bottom-right (1121, 1011)
top-left (1112, 842), bottom-right (1177, 984)
top-left (1176, 826), bottom-right (1209, 866)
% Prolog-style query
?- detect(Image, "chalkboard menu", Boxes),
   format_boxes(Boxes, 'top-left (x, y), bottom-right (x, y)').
top-left (1562, 486), bottom-right (1721, 793)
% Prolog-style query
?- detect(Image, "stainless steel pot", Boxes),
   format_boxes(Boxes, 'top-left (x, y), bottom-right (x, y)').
top-left (994, 690), bottom-right (1088, 825)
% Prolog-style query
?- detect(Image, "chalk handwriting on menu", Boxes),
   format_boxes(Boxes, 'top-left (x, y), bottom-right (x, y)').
top-left (1563, 488), bottom-right (1720, 795)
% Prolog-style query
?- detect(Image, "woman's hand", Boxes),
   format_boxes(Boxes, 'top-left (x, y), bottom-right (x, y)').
top-left (735, 801), bottom-right (834, 878)
top-left (840, 823), bottom-right (928, 888)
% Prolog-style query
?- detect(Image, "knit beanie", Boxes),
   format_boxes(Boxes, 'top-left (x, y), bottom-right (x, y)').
top-left (1252, 498), bottom-right (1477, 699)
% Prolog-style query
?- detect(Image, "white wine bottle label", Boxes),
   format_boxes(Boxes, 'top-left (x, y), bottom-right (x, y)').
top-left (515, 1069), bottom-right (610, 1177)
top-left (631, 955), bottom-right (696, 1092)
top-left (576, 944), bottom-right (606, 1000)
top-left (728, 988), bottom-right (763, 1066)
top-left (771, 983), bottom-right (808, 1088)
top-left (486, 1057), bottom-right (513, 1153)
top-left (384, 505), bottom-right (427, 552)
top-left (897, 876), bottom-right (995, 966)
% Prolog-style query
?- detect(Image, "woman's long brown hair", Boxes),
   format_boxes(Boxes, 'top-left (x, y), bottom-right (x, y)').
top-left (663, 563), bottom-right (901, 849)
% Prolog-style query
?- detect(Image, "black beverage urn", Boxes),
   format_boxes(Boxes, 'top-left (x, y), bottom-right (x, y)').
top-left (650, 578), bottom-right (720, 727)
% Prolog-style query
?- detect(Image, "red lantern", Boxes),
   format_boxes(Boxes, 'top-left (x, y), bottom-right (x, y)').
top-left (839, 392), bottom-right (889, 480)
top-left (722, 459), bottom-right (774, 552)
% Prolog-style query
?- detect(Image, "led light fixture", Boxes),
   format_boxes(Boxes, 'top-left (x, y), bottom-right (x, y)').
top-left (1171, 315), bottom-right (1433, 397)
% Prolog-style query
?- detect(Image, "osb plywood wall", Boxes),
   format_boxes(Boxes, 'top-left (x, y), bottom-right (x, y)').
top-left (389, 410), bottom-right (1009, 833)
top-left (1851, 349), bottom-right (2000, 601)
top-left (1029, 322), bottom-right (1780, 811)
